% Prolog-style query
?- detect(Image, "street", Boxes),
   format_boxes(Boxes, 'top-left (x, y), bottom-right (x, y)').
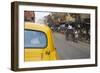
top-left (53, 32), bottom-right (90, 60)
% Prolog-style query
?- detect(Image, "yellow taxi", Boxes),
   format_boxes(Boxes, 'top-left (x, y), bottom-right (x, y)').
top-left (24, 22), bottom-right (57, 61)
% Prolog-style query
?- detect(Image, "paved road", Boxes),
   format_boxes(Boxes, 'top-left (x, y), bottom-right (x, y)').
top-left (53, 32), bottom-right (90, 60)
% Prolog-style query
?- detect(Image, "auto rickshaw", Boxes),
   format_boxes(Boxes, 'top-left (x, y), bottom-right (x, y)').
top-left (24, 22), bottom-right (57, 61)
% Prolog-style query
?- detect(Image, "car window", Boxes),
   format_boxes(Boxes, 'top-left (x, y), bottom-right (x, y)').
top-left (24, 30), bottom-right (47, 48)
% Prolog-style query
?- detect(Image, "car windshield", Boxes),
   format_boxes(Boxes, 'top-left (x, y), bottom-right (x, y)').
top-left (24, 30), bottom-right (47, 48)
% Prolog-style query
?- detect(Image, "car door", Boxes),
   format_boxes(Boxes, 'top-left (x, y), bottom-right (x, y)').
top-left (24, 29), bottom-right (49, 61)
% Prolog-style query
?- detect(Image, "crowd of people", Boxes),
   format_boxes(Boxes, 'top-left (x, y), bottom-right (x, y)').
top-left (49, 22), bottom-right (90, 43)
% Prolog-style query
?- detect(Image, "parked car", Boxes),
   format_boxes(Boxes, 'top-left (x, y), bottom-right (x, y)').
top-left (24, 22), bottom-right (58, 61)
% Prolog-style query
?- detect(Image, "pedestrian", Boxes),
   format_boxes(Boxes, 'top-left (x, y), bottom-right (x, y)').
top-left (65, 24), bottom-right (74, 41)
top-left (74, 29), bottom-right (78, 42)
